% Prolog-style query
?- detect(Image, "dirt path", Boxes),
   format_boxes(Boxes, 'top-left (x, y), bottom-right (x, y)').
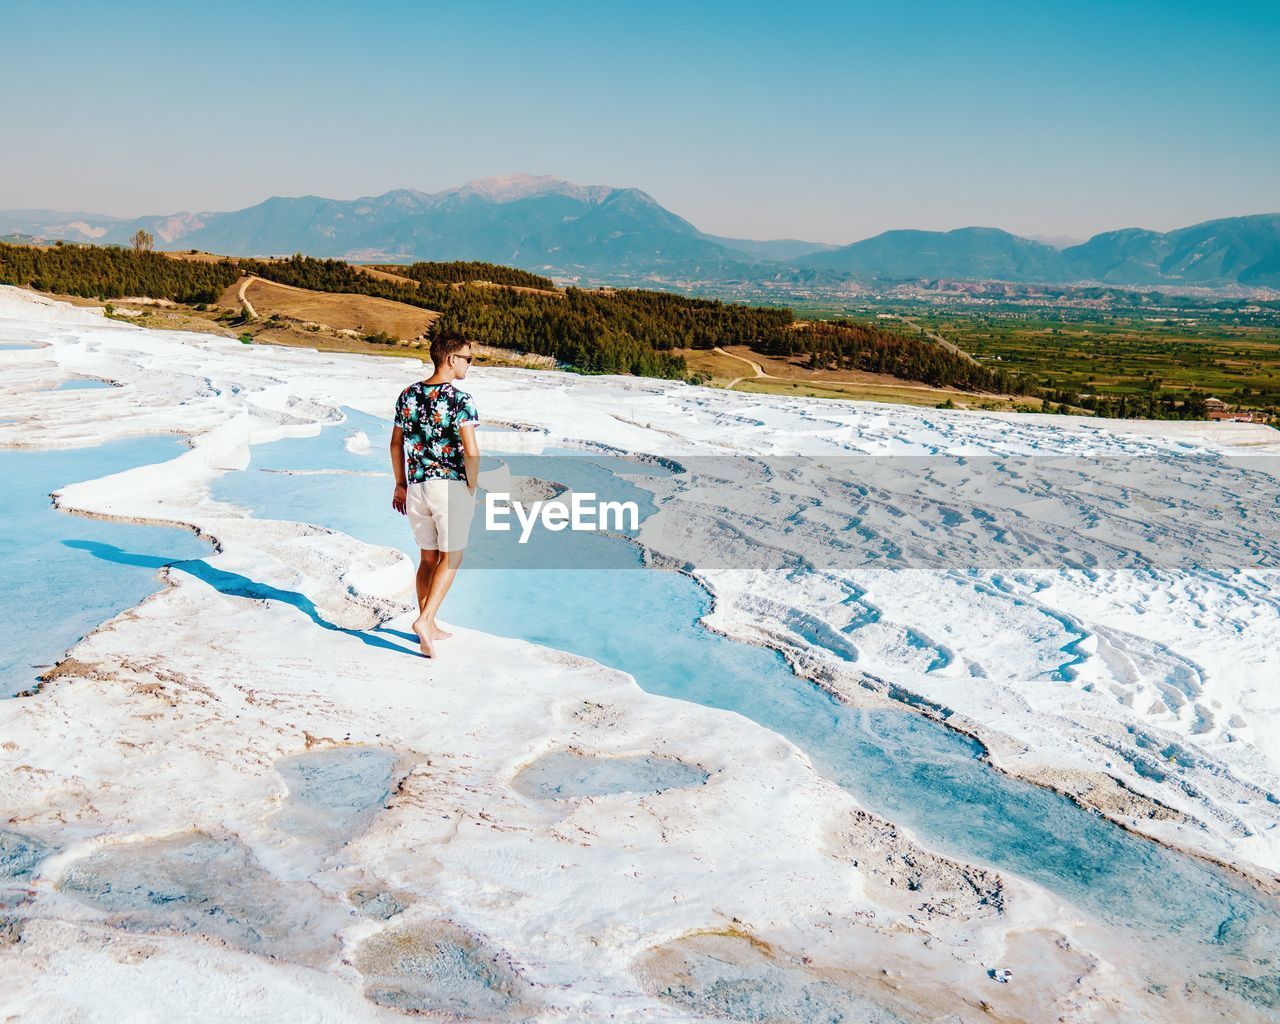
top-left (351, 264), bottom-right (420, 288)
top-left (713, 345), bottom-right (766, 388)
top-left (888, 314), bottom-right (978, 365)
top-left (710, 344), bottom-right (1031, 407)
top-left (236, 278), bottom-right (258, 319)
top-left (223, 276), bottom-right (439, 343)
top-left (242, 275), bottom-right (330, 298)
top-left (450, 280), bottom-right (563, 298)
top-left (715, 344), bottom-right (940, 393)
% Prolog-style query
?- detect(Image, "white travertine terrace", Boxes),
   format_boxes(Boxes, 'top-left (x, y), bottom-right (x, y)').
top-left (2, 286), bottom-right (1278, 1022)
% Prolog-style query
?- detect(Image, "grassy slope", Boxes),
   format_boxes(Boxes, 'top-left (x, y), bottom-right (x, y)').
top-left (221, 276), bottom-right (439, 339)
top-left (679, 346), bottom-right (1044, 411)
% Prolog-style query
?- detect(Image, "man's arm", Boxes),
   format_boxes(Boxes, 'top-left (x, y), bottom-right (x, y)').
top-left (390, 425), bottom-right (407, 514)
top-left (460, 422), bottom-right (480, 494)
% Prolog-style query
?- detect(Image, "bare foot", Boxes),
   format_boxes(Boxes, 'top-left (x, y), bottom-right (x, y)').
top-left (411, 618), bottom-right (436, 658)
top-left (430, 625), bottom-right (453, 640)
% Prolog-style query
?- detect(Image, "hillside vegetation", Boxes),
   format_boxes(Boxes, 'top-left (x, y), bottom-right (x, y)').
top-left (0, 242), bottom-right (1033, 394)
top-left (775, 320), bottom-right (1032, 394)
top-left (240, 255), bottom-right (1025, 390)
top-left (0, 242), bottom-right (238, 303)
top-left (371, 261), bottom-right (555, 291)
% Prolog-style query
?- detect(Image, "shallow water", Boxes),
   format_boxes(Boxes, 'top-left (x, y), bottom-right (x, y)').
top-left (58, 834), bottom-right (349, 962)
top-left (272, 746), bottom-right (396, 849)
top-left (0, 435), bottom-right (211, 697)
top-left (513, 749), bottom-right (709, 800)
top-left (0, 831), bottom-right (48, 885)
top-left (639, 932), bottom-right (910, 1024)
top-left (200, 413), bottom-right (1280, 997)
top-left (54, 377), bottom-right (113, 391)
top-left (355, 918), bottom-right (535, 1017)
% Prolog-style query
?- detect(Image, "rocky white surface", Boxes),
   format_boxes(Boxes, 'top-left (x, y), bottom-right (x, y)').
top-left (1, 286), bottom-right (1278, 1022)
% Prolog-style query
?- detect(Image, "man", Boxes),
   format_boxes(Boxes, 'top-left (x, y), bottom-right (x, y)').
top-left (390, 330), bottom-right (481, 658)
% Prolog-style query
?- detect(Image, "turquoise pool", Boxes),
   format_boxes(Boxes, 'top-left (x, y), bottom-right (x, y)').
top-left (0, 435), bottom-right (211, 697)
top-left (201, 409), bottom-right (1280, 1000)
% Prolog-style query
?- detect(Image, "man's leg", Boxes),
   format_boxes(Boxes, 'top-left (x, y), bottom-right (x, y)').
top-left (411, 550), bottom-right (464, 657)
top-left (415, 549), bottom-right (438, 612)
top-left (416, 550), bottom-right (454, 641)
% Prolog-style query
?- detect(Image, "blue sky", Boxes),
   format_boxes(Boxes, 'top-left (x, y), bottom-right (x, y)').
top-left (2, 0), bottom-right (1277, 242)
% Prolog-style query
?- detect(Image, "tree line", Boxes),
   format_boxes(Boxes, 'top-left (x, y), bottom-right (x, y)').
top-left (0, 243), bottom-right (1048, 397)
top-left (1045, 386), bottom-right (1219, 420)
top-left (777, 320), bottom-right (1038, 395)
top-left (239, 255), bottom-right (804, 378)
top-left (0, 242), bottom-right (239, 304)
top-left (371, 261), bottom-right (556, 291)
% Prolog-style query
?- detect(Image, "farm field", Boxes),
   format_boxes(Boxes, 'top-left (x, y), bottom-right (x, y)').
top-left (894, 307), bottom-right (1280, 410)
top-left (770, 292), bottom-right (1280, 420)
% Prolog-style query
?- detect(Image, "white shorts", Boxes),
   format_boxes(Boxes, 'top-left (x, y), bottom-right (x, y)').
top-left (406, 479), bottom-right (475, 552)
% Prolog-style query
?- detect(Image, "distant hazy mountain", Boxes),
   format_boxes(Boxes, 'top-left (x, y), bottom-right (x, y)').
top-left (0, 209), bottom-right (128, 240)
top-left (1026, 234), bottom-right (1085, 250)
top-left (1060, 215), bottom-right (1280, 288)
top-left (698, 234), bottom-right (838, 262)
top-left (795, 227), bottom-right (1065, 281)
top-left (2, 176), bottom-right (1277, 290)
top-left (795, 217), bottom-right (1280, 289)
top-left (0, 175), bottom-right (763, 282)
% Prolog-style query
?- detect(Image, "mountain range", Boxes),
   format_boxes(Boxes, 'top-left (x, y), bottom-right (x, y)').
top-left (2, 174), bottom-right (1277, 291)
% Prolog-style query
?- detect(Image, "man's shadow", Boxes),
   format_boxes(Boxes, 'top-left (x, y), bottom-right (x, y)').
top-left (63, 540), bottom-right (419, 656)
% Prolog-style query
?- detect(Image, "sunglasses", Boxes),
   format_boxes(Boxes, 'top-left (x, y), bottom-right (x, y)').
top-left (452, 352), bottom-right (473, 364)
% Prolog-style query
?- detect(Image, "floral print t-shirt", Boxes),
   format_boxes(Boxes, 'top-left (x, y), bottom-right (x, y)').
top-left (394, 381), bottom-right (479, 482)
